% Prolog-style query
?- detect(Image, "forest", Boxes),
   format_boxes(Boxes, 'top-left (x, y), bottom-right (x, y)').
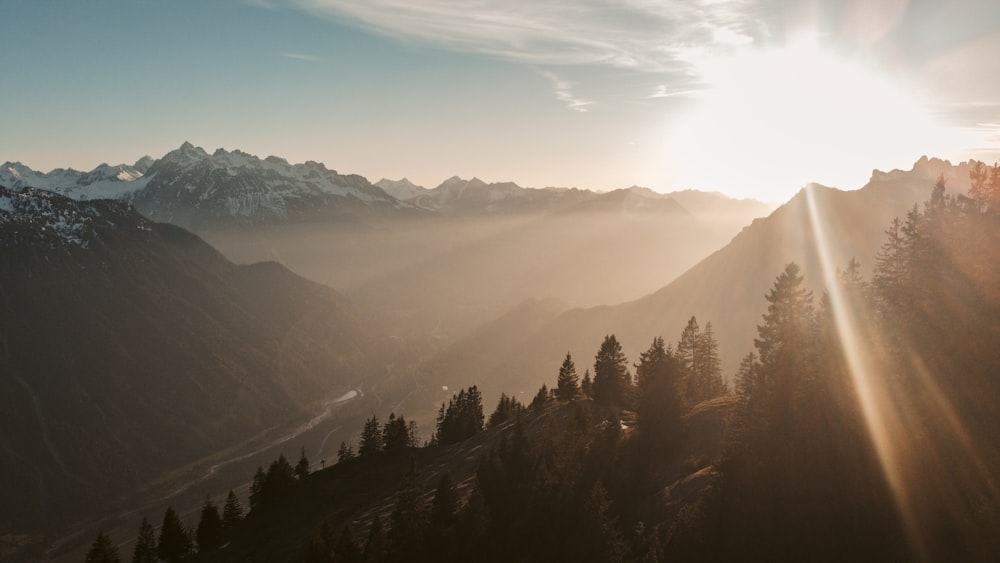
top-left (85, 171), bottom-right (1000, 562)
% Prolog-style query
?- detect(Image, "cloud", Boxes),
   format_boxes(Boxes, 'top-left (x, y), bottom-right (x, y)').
top-left (540, 71), bottom-right (593, 112)
top-left (279, 52), bottom-right (321, 62)
top-left (287, 0), bottom-right (756, 75)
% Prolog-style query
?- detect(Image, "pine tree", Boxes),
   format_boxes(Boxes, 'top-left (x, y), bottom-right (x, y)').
top-left (195, 497), bottom-right (223, 553)
top-left (581, 369), bottom-right (593, 398)
top-left (635, 336), bottom-right (682, 440)
top-left (434, 386), bottom-right (485, 445)
top-left (531, 383), bottom-right (550, 410)
top-left (593, 334), bottom-right (630, 408)
top-left (695, 321), bottom-right (725, 400)
top-left (295, 447), bottom-right (310, 479)
top-left (677, 316), bottom-right (701, 404)
top-left (131, 517), bottom-right (157, 563)
top-left (383, 413), bottom-right (416, 450)
top-left (264, 454), bottom-right (297, 502)
top-left (338, 441), bottom-right (356, 462)
top-left (360, 415), bottom-right (383, 456)
top-left (157, 506), bottom-right (193, 562)
top-left (85, 531), bottom-right (121, 563)
top-left (578, 483), bottom-right (625, 563)
top-left (222, 490), bottom-right (243, 529)
top-left (555, 352), bottom-right (580, 401)
top-left (488, 393), bottom-right (523, 428)
top-left (249, 466), bottom-right (266, 510)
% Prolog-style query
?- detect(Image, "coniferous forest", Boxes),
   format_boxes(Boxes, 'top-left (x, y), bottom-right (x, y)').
top-left (81, 173), bottom-right (1000, 562)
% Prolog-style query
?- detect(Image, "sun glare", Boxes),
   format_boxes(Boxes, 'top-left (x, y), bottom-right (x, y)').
top-left (663, 36), bottom-right (953, 201)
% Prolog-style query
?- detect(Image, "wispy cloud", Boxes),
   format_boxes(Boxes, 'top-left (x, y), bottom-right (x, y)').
top-left (287, 0), bottom-right (756, 75)
top-left (540, 71), bottom-right (593, 112)
top-left (279, 52), bottom-right (320, 62)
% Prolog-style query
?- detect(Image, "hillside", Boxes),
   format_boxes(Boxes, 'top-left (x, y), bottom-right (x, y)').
top-left (416, 157), bottom-right (975, 405)
top-left (0, 186), bottom-right (375, 537)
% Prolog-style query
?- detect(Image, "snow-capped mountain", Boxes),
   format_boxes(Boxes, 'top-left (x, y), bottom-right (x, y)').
top-left (375, 177), bottom-right (429, 200)
top-left (0, 185), bottom-right (151, 249)
top-left (1, 159), bottom-right (151, 200)
top-left (131, 142), bottom-right (413, 229)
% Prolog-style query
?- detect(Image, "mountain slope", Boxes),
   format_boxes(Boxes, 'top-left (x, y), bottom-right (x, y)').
top-left (417, 157), bottom-right (973, 404)
top-left (0, 186), bottom-right (373, 534)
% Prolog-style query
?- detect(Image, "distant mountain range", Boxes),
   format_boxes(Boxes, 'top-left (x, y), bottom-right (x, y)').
top-left (0, 185), bottom-right (375, 534)
top-left (2, 142), bottom-right (773, 228)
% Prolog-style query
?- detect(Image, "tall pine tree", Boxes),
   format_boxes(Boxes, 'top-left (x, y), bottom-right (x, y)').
top-left (555, 352), bottom-right (580, 401)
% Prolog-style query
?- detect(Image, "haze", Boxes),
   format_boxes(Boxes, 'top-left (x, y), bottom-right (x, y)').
top-left (4, 0), bottom-right (1000, 201)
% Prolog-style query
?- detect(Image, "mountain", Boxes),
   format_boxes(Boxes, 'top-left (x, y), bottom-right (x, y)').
top-left (374, 177), bottom-right (429, 200)
top-left (0, 186), bottom-right (374, 536)
top-left (412, 157), bottom-right (976, 405)
top-left (397, 176), bottom-right (598, 215)
top-left (131, 143), bottom-right (415, 229)
top-left (1, 159), bottom-right (151, 200)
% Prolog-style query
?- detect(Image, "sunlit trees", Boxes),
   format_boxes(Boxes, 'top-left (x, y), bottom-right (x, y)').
top-left (555, 352), bottom-right (580, 401)
top-left (592, 334), bottom-right (631, 408)
top-left (635, 336), bottom-right (683, 442)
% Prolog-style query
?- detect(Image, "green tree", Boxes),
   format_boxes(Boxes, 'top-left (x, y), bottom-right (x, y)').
top-left (383, 413), bottom-right (417, 450)
top-left (593, 334), bottom-right (630, 408)
top-left (338, 441), bottom-right (356, 462)
top-left (222, 490), bottom-right (243, 529)
top-left (635, 336), bottom-right (682, 441)
top-left (555, 352), bottom-right (580, 401)
top-left (360, 415), bottom-right (383, 456)
top-left (85, 531), bottom-right (120, 563)
top-left (581, 369), bottom-right (593, 398)
top-left (157, 506), bottom-right (192, 562)
top-left (488, 393), bottom-right (523, 428)
top-left (195, 497), bottom-right (223, 553)
top-left (131, 517), bottom-right (157, 563)
top-left (295, 447), bottom-right (310, 480)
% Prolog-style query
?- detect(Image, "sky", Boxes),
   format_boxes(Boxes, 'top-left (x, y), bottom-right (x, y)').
top-left (2, 0), bottom-right (999, 202)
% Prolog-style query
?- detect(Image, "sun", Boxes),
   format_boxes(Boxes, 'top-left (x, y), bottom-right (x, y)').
top-left (660, 35), bottom-right (961, 201)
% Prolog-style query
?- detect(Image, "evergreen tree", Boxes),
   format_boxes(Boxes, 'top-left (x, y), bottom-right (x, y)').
top-left (360, 415), bottom-right (383, 456)
top-left (338, 440), bottom-right (356, 462)
top-left (157, 506), bottom-right (193, 562)
top-left (131, 517), bottom-right (157, 563)
top-left (195, 497), bottom-right (223, 553)
top-left (695, 321), bottom-right (726, 400)
top-left (531, 383), bottom-right (550, 410)
top-left (383, 413), bottom-right (416, 450)
top-left (676, 316), bottom-right (701, 405)
top-left (295, 447), bottom-right (310, 479)
top-left (85, 531), bottom-right (121, 563)
top-left (386, 461), bottom-right (427, 563)
top-left (249, 466), bottom-right (266, 510)
top-left (581, 369), bottom-right (594, 398)
top-left (488, 393), bottom-right (524, 428)
top-left (222, 490), bottom-right (243, 529)
top-left (593, 334), bottom-right (630, 408)
top-left (264, 454), bottom-right (297, 502)
top-left (578, 483), bottom-right (625, 563)
top-left (362, 515), bottom-right (387, 563)
top-left (733, 352), bottom-right (760, 401)
top-left (434, 386), bottom-right (485, 445)
top-left (333, 525), bottom-right (363, 563)
top-left (635, 336), bottom-right (682, 441)
top-left (555, 352), bottom-right (580, 401)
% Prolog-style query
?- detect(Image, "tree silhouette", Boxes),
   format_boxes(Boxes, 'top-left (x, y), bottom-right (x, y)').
top-left (85, 531), bottom-right (120, 563)
top-left (555, 352), bottom-right (580, 401)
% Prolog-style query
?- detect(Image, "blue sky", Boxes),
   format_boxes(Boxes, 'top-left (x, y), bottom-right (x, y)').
top-left (3, 0), bottom-right (999, 201)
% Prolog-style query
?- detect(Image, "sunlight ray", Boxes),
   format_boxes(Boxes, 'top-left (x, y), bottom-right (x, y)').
top-left (802, 185), bottom-right (926, 559)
